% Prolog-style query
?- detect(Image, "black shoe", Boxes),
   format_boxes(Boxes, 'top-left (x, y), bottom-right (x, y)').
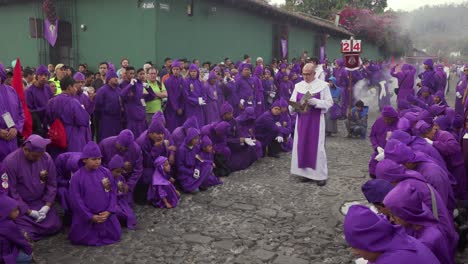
top-left (300, 178), bottom-right (314, 183)
top-left (316, 180), bottom-right (327, 186)
top-left (268, 153), bottom-right (280, 158)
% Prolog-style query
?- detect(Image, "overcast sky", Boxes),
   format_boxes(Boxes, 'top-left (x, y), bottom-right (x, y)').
top-left (269, 0), bottom-right (466, 11)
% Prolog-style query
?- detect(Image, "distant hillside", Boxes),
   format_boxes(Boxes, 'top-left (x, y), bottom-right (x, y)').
top-left (398, 2), bottom-right (468, 58)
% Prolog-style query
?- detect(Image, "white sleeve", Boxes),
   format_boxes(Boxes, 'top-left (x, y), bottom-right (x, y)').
top-left (314, 85), bottom-right (333, 112)
top-left (288, 84), bottom-right (299, 114)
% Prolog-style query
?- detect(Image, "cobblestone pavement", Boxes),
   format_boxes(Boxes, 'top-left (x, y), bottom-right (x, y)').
top-left (34, 102), bottom-right (468, 264)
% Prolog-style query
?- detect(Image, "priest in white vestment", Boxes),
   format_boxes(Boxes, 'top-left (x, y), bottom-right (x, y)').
top-left (289, 63), bottom-right (333, 186)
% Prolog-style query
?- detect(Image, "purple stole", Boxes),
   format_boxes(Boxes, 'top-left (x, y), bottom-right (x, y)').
top-left (296, 92), bottom-right (321, 169)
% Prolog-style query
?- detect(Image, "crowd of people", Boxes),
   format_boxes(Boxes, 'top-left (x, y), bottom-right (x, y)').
top-left (0, 51), bottom-right (467, 263)
top-left (345, 59), bottom-right (468, 263)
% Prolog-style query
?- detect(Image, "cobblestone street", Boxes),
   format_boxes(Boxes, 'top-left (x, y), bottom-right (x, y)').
top-left (34, 107), bottom-right (468, 264)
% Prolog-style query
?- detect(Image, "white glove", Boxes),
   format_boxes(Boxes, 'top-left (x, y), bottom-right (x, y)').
top-left (308, 98), bottom-right (318, 106)
top-left (374, 152), bottom-right (385, 161)
top-left (276, 136), bottom-right (284, 143)
top-left (377, 147), bottom-right (384, 154)
top-left (198, 97), bottom-right (206, 106)
top-left (247, 101), bottom-right (253, 105)
top-left (379, 85), bottom-right (386, 100)
top-left (245, 138), bottom-right (256, 146)
top-left (425, 138), bottom-right (434, 145)
top-left (193, 169), bottom-right (200, 179)
top-left (143, 82), bottom-right (149, 88)
top-left (269, 92), bottom-right (276, 98)
top-left (386, 131), bottom-right (392, 141)
top-left (39, 205), bottom-right (50, 216)
top-left (240, 99), bottom-right (245, 105)
top-left (257, 101), bottom-right (262, 105)
top-left (275, 122), bottom-right (281, 127)
top-left (130, 78), bottom-right (137, 85)
top-left (456, 92), bottom-right (462, 98)
top-left (36, 213), bottom-right (46, 223)
top-left (29, 210), bottom-right (40, 220)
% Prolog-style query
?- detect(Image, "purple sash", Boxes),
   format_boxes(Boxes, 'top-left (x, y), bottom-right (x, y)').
top-left (296, 92), bottom-right (321, 169)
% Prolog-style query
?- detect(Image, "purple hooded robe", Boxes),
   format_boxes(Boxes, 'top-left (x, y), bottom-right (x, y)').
top-left (108, 154), bottom-right (136, 230)
top-left (4, 136), bottom-right (62, 241)
top-left (54, 152), bottom-right (81, 211)
top-left (0, 81), bottom-right (24, 165)
top-left (391, 63), bottom-right (416, 103)
top-left (25, 82), bottom-right (53, 136)
top-left (185, 64), bottom-right (206, 127)
top-left (384, 182), bottom-right (454, 264)
top-left (418, 59), bottom-right (437, 94)
top-left (94, 82), bottom-right (123, 142)
top-left (147, 156), bottom-right (179, 208)
top-left (236, 107), bottom-right (262, 158)
top-left (163, 61), bottom-right (186, 132)
top-left (255, 102), bottom-right (289, 154)
top-left (204, 72), bottom-right (221, 124)
top-left (121, 80), bottom-right (153, 138)
top-left (344, 205), bottom-right (440, 264)
top-left (68, 142), bottom-right (121, 246)
top-left (455, 72), bottom-right (468, 115)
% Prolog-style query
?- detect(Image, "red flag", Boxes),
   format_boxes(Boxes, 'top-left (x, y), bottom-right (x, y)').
top-left (11, 58), bottom-right (32, 138)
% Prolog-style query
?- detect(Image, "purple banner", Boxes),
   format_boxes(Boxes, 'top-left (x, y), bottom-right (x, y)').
top-left (320, 46), bottom-right (325, 63)
top-left (281, 39), bottom-right (288, 58)
top-left (44, 19), bottom-right (58, 47)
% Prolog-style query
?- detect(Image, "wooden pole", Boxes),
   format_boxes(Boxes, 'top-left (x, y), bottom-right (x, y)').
top-left (348, 71), bottom-right (353, 116)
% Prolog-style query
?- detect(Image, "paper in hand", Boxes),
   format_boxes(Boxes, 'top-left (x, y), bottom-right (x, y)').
top-left (288, 91), bottom-right (312, 112)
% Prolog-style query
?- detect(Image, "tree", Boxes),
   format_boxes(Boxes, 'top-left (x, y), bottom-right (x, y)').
top-left (281, 0), bottom-right (387, 19)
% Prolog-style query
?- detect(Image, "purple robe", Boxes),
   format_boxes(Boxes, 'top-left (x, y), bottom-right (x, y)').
top-left (368, 116), bottom-right (398, 176)
top-left (25, 84), bottom-right (53, 135)
top-left (113, 174), bottom-right (137, 230)
top-left (224, 117), bottom-right (259, 171)
top-left (278, 79), bottom-right (294, 101)
top-left (433, 130), bottom-right (468, 199)
top-left (4, 149), bottom-right (62, 241)
top-left (344, 205), bottom-right (441, 264)
top-left (147, 158), bottom-right (179, 208)
top-left (384, 181), bottom-right (454, 264)
top-left (204, 82), bottom-right (221, 124)
top-left (255, 110), bottom-right (289, 153)
top-left (391, 64), bottom-right (416, 103)
top-left (455, 75), bottom-right (467, 115)
top-left (136, 131), bottom-right (172, 184)
top-left (0, 195), bottom-right (32, 264)
top-left (376, 160), bottom-right (458, 252)
top-left (164, 75), bottom-right (185, 132)
top-left (234, 76), bottom-right (255, 116)
top-left (46, 94), bottom-right (91, 152)
top-left (68, 166), bottom-right (121, 246)
top-left (0, 84), bottom-right (24, 164)
top-left (236, 115), bottom-right (262, 159)
top-left (54, 152), bottom-right (81, 211)
top-left (94, 84), bottom-right (123, 142)
top-left (99, 137), bottom-right (143, 200)
top-left (252, 76), bottom-right (265, 117)
top-left (121, 81), bottom-right (152, 138)
top-left (221, 79), bottom-right (238, 111)
top-left (185, 76), bottom-right (206, 127)
top-left (74, 91), bottom-right (95, 116)
top-left (262, 78), bottom-right (276, 107)
top-left (418, 70), bottom-right (437, 94)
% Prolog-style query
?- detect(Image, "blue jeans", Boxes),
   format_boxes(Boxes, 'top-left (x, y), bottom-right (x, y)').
top-left (16, 250), bottom-right (32, 263)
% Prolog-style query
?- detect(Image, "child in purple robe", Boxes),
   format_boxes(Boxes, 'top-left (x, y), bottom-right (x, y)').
top-left (384, 182), bottom-right (454, 264)
top-left (344, 205), bottom-right (441, 264)
top-left (277, 72), bottom-right (294, 101)
top-left (391, 63), bottom-right (416, 103)
top-left (234, 64), bottom-right (255, 117)
top-left (99, 129), bottom-right (143, 205)
top-left (25, 65), bottom-right (53, 137)
top-left (417, 86), bottom-right (434, 107)
top-left (418, 59), bottom-right (437, 94)
top-left (199, 136), bottom-right (224, 187)
top-left (361, 179), bottom-right (393, 214)
top-left (147, 156), bottom-right (179, 208)
top-left (175, 128), bottom-right (221, 193)
top-left (278, 98), bottom-right (293, 152)
top-left (68, 141), bottom-right (121, 246)
top-left (55, 152), bottom-right (81, 213)
top-left (172, 116), bottom-right (199, 147)
top-left (4, 135), bottom-right (62, 241)
top-left (0, 194), bottom-right (33, 264)
top-left (164, 61), bottom-right (186, 132)
top-left (262, 69), bottom-right (277, 108)
top-left (108, 155), bottom-right (136, 230)
top-left (368, 106), bottom-right (399, 177)
top-left (252, 66), bottom-right (265, 117)
top-left (210, 121), bottom-right (232, 177)
top-left (204, 72), bottom-right (221, 124)
top-left (184, 64), bottom-right (206, 127)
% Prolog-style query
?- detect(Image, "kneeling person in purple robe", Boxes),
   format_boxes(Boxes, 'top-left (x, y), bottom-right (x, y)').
top-left (4, 135), bottom-right (62, 241)
top-left (108, 155), bottom-right (136, 230)
top-left (147, 156), bottom-right (180, 208)
top-left (255, 101), bottom-right (289, 158)
top-left (344, 205), bottom-right (440, 264)
top-left (68, 141), bottom-right (121, 246)
top-left (0, 195), bottom-right (33, 264)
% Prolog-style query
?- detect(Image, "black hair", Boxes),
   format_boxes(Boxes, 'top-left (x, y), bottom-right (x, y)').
top-left (84, 71), bottom-right (94, 78)
top-left (23, 67), bottom-right (34, 78)
top-left (355, 100), bottom-right (364, 108)
top-left (310, 57), bottom-right (320, 64)
top-left (60, 76), bottom-right (75, 90)
top-left (145, 61), bottom-right (153, 66)
top-left (126, 66), bottom-right (135, 72)
top-left (224, 57), bottom-right (230, 61)
top-left (192, 59), bottom-right (199, 63)
top-left (99, 62), bottom-right (109, 67)
top-left (137, 68), bottom-right (145, 74)
top-left (243, 54), bottom-right (250, 60)
top-left (146, 67), bottom-right (158, 73)
top-left (202, 61), bottom-right (211, 66)
top-left (164, 57), bottom-right (172, 63)
top-left (78, 64), bottom-right (87, 69)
